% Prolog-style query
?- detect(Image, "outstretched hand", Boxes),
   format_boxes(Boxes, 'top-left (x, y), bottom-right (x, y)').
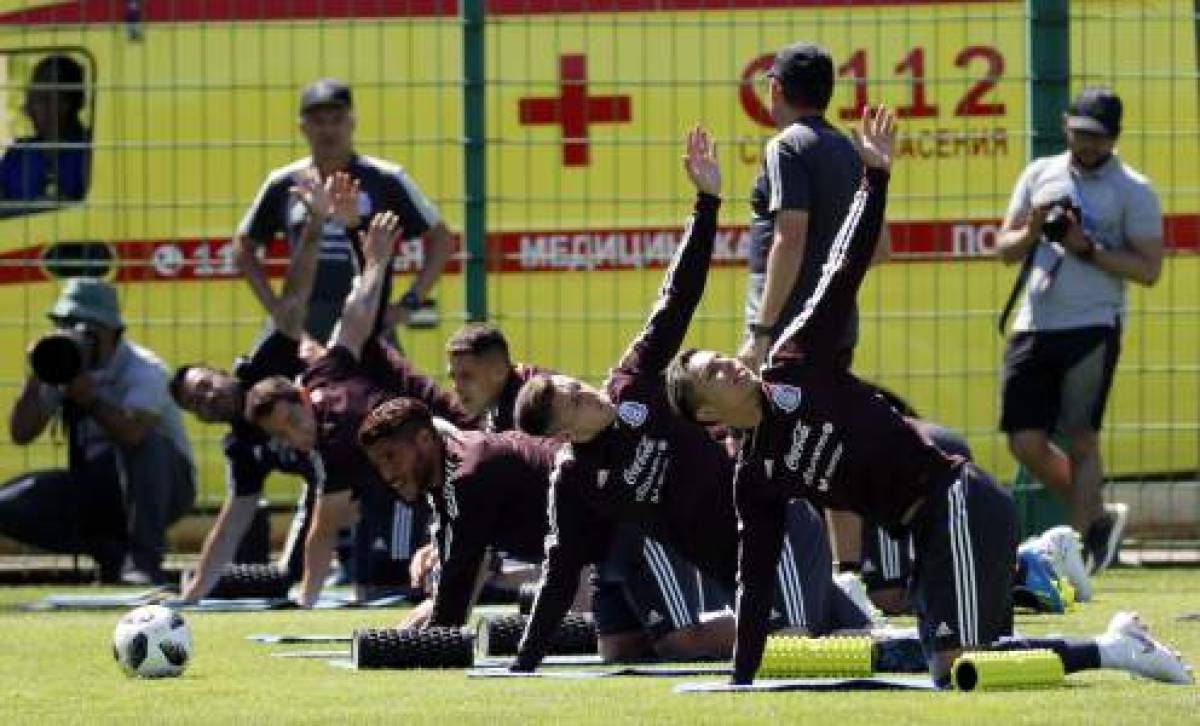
top-left (850, 105), bottom-right (897, 171)
top-left (683, 124), bottom-right (721, 196)
top-left (360, 211), bottom-right (402, 268)
top-left (290, 170), bottom-right (360, 226)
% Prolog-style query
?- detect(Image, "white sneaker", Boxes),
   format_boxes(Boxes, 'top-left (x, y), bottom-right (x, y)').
top-left (1037, 526), bottom-right (1093, 602)
top-left (1098, 611), bottom-right (1194, 685)
top-left (834, 571), bottom-right (886, 628)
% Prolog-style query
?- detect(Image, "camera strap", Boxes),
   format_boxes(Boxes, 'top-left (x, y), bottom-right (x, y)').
top-left (997, 245), bottom-right (1036, 335)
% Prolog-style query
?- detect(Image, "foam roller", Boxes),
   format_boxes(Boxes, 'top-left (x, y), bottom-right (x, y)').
top-left (952, 649), bottom-right (1065, 692)
top-left (758, 636), bottom-right (874, 678)
top-left (352, 627), bottom-right (475, 669)
top-left (477, 613), bottom-right (597, 657)
top-left (208, 563), bottom-right (291, 599)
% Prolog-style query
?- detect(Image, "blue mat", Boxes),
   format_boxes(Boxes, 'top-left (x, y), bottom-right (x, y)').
top-left (676, 676), bottom-right (940, 693)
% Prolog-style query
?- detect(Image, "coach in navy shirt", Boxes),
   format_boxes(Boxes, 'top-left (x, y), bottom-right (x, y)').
top-left (235, 78), bottom-right (454, 343)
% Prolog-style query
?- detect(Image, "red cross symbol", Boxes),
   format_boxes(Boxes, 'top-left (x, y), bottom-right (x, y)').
top-left (518, 54), bottom-right (632, 167)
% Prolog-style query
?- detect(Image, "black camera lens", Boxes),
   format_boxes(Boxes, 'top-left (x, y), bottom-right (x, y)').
top-left (1041, 201), bottom-right (1077, 243)
top-left (29, 330), bottom-right (93, 385)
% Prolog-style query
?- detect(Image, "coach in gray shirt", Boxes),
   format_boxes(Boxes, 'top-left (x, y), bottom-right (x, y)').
top-left (996, 87), bottom-right (1163, 572)
top-left (2, 279), bottom-right (195, 583)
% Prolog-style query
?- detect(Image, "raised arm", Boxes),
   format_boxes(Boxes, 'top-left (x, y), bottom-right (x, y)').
top-left (614, 126), bottom-right (722, 378)
top-left (770, 106), bottom-right (896, 364)
top-left (273, 171), bottom-right (359, 339)
top-left (331, 212), bottom-right (402, 359)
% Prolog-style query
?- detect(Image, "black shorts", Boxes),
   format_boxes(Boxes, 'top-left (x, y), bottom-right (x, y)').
top-left (1001, 325), bottom-right (1121, 434)
top-left (910, 463), bottom-right (1017, 657)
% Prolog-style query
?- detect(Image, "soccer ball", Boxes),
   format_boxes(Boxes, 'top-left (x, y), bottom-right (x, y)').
top-left (112, 605), bottom-right (193, 678)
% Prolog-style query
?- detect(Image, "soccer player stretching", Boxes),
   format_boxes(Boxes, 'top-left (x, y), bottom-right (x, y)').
top-left (665, 106), bottom-right (1191, 687)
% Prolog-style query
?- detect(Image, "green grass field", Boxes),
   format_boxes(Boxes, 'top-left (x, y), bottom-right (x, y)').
top-left (0, 568), bottom-right (1197, 724)
top-left (1, 255), bottom-right (1197, 505)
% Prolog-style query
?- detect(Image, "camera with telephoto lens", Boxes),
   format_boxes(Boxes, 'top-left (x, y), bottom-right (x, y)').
top-left (1040, 198), bottom-right (1081, 243)
top-left (29, 322), bottom-right (100, 385)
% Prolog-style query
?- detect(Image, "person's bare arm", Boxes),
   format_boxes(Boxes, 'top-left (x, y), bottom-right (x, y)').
top-left (331, 212), bottom-right (403, 359)
top-left (383, 221), bottom-right (454, 327)
top-left (740, 211), bottom-right (808, 367)
top-left (180, 495), bottom-right (258, 602)
top-left (297, 490), bottom-right (357, 607)
top-left (9, 376), bottom-right (54, 445)
top-left (410, 222), bottom-right (454, 300)
top-left (1067, 227), bottom-right (1163, 286)
top-left (65, 374), bottom-right (154, 448)
top-left (995, 203), bottom-right (1049, 265)
top-left (234, 233), bottom-right (281, 315)
top-left (870, 223), bottom-right (891, 266)
top-left (1099, 235), bottom-right (1163, 285)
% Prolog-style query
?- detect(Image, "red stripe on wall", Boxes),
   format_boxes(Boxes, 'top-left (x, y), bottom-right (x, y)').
top-left (1, 214), bottom-right (1194, 285)
top-left (0, 0), bottom-right (1017, 26)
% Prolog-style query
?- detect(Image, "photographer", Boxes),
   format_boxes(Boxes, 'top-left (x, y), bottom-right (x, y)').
top-left (996, 87), bottom-right (1163, 572)
top-left (1, 278), bottom-right (195, 584)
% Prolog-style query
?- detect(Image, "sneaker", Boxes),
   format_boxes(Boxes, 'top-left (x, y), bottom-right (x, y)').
top-left (834, 571), bottom-right (886, 628)
top-left (1012, 549), bottom-right (1066, 614)
top-left (1036, 525), bottom-right (1093, 602)
top-left (1098, 611), bottom-right (1194, 685)
top-left (1086, 502), bottom-right (1129, 574)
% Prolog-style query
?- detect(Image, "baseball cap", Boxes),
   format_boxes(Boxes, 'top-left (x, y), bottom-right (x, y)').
top-left (299, 78), bottom-right (352, 115)
top-left (1066, 87), bottom-right (1122, 137)
top-left (767, 42), bottom-right (835, 107)
top-left (47, 277), bottom-right (123, 330)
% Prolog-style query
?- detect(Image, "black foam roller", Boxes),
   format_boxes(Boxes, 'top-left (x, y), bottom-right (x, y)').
top-left (352, 627), bottom-right (475, 669)
top-left (477, 613), bottom-right (597, 657)
top-left (207, 563), bottom-right (291, 599)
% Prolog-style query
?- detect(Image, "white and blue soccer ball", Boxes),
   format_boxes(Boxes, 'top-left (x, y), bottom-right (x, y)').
top-left (112, 605), bottom-right (193, 678)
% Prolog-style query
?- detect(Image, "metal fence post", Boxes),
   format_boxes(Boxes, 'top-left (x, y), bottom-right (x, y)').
top-left (1028, 0), bottom-right (1070, 158)
top-left (1014, 0), bottom-right (1072, 537)
top-left (462, 0), bottom-right (487, 321)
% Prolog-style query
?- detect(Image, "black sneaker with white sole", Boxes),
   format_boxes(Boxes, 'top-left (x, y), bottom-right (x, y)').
top-left (1085, 502), bottom-right (1129, 574)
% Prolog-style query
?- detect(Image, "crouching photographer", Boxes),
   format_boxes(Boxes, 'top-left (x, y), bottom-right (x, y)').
top-left (1, 278), bottom-right (195, 584)
top-left (995, 87), bottom-right (1164, 572)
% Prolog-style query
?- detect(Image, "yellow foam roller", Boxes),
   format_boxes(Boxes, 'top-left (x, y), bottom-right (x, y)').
top-left (952, 649), bottom-right (1065, 691)
top-left (758, 635), bottom-right (873, 678)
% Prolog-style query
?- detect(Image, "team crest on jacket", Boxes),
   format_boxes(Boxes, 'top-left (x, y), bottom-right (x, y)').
top-left (617, 401), bottom-right (649, 428)
top-left (770, 384), bottom-right (802, 413)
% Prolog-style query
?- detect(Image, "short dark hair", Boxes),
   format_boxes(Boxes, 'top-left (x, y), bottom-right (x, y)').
top-left (769, 43), bottom-right (835, 111)
top-left (244, 376), bottom-right (302, 426)
top-left (32, 54), bottom-right (86, 116)
top-left (664, 349), bottom-right (703, 423)
top-left (514, 374), bottom-right (558, 436)
top-left (168, 365), bottom-right (194, 406)
top-left (446, 323), bottom-right (510, 361)
top-left (358, 397), bottom-right (435, 449)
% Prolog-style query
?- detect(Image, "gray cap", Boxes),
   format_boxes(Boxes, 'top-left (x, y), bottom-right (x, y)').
top-left (47, 277), bottom-right (123, 330)
top-left (299, 78), bottom-right (352, 115)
